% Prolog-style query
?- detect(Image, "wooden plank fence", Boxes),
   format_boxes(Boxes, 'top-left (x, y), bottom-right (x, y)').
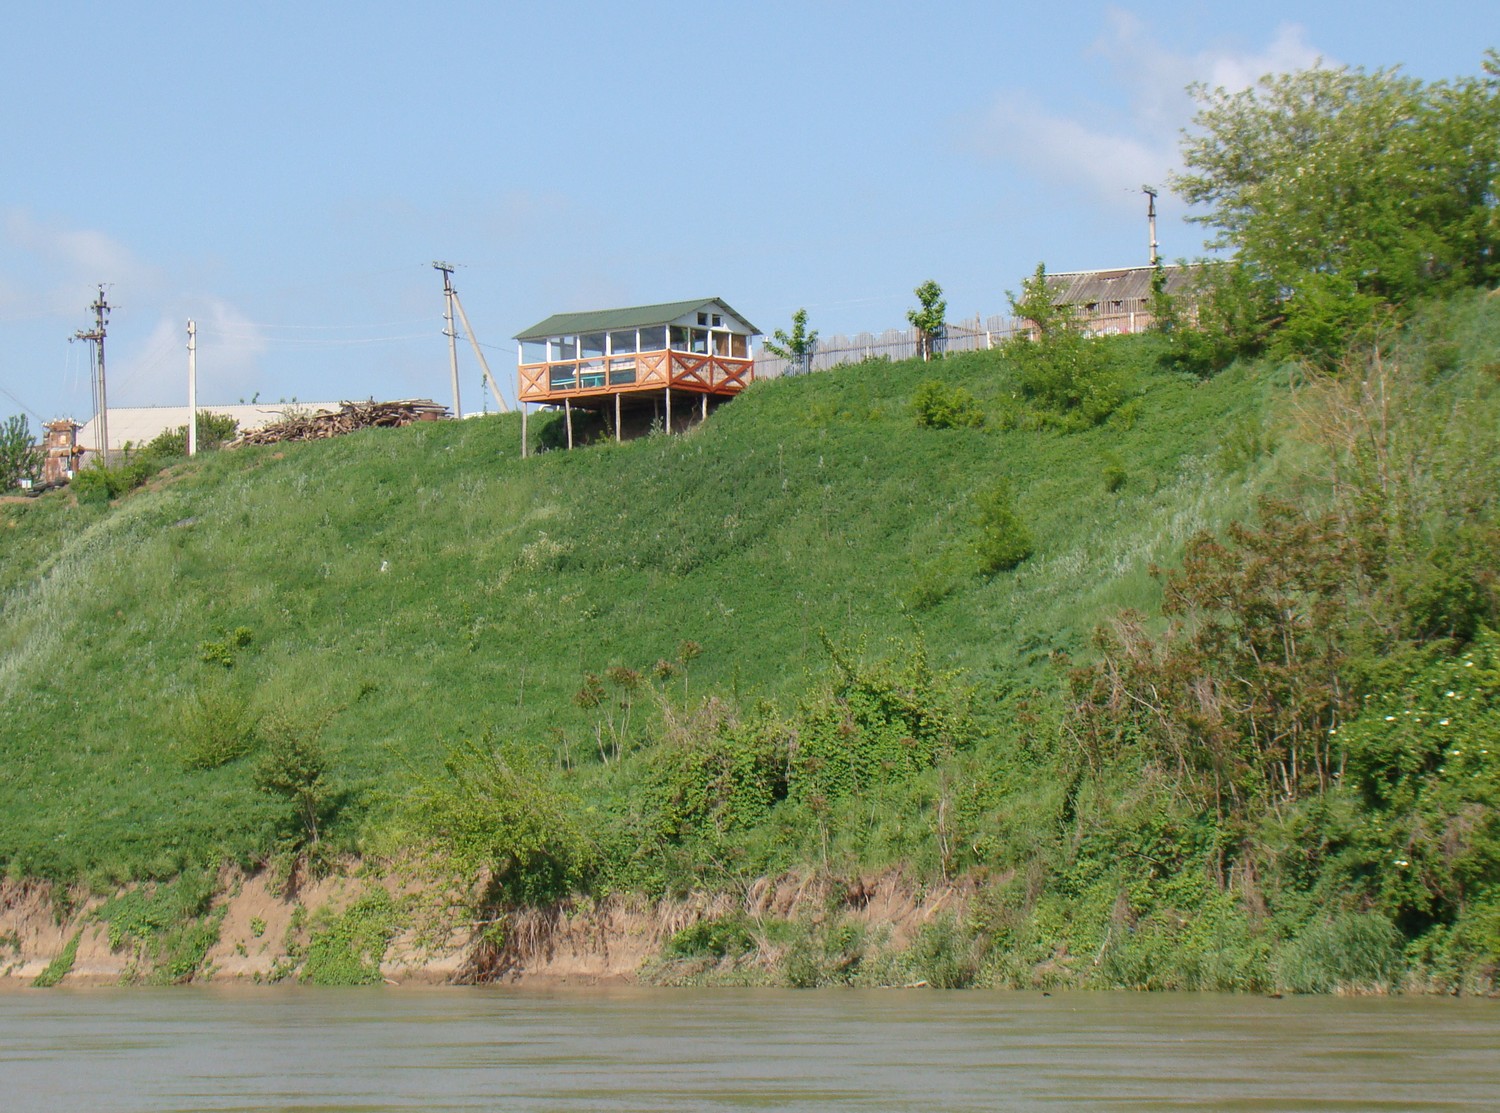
top-left (754, 313), bottom-right (1024, 379)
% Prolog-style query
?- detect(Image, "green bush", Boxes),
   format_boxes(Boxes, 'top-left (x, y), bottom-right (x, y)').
top-left (972, 480), bottom-right (1033, 573)
top-left (1277, 912), bottom-right (1402, 993)
top-left (911, 379), bottom-right (984, 429)
top-left (667, 914), bottom-right (758, 959)
top-left (406, 735), bottom-right (590, 908)
top-left (176, 685), bottom-right (257, 770)
top-left (905, 914), bottom-right (979, 988)
top-left (301, 889), bottom-right (401, 985)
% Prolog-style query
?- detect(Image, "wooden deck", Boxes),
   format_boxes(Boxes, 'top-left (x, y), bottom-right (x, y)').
top-left (519, 350), bottom-right (752, 405)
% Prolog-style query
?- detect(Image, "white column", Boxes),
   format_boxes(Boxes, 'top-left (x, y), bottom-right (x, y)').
top-left (186, 319), bottom-right (198, 456)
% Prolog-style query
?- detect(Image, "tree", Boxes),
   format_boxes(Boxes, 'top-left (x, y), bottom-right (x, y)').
top-left (1, 414), bottom-right (43, 490)
top-left (255, 711), bottom-right (333, 847)
top-left (763, 308), bottom-right (819, 375)
top-left (1006, 264), bottom-right (1128, 428)
top-left (907, 280), bottom-right (946, 362)
top-left (1173, 53), bottom-right (1500, 306)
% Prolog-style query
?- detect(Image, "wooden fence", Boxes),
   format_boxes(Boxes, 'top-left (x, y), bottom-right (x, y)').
top-left (754, 313), bottom-right (1024, 379)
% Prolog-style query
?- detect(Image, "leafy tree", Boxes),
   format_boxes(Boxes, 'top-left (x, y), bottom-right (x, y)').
top-left (1006, 264), bottom-right (1128, 428)
top-left (907, 280), bottom-right (947, 362)
top-left (255, 710), bottom-right (334, 847)
top-left (1, 414), bottom-right (43, 490)
top-left (1174, 54), bottom-right (1500, 306)
top-left (763, 308), bottom-right (819, 375)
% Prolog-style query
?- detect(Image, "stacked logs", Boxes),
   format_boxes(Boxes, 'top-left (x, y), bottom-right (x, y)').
top-left (229, 399), bottom-right (451, 447)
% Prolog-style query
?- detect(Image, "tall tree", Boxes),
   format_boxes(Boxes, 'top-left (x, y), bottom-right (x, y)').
top-left (1173, 53), bottom-right (1500, 305)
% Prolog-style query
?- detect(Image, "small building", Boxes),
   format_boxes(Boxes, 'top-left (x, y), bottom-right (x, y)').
top-left (41, 419), bottom-right (84, 486)
top-left (514, 298), bottom-right (759, 451)
top-left (1043, 264), bottom-right (1200, 336)
top-left (77, 402), bottom-right (344, 464)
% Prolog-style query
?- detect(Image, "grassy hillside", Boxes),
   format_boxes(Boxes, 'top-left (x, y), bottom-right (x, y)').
top-left (0, 334), bottom-right (1270, 880)
top-left (2, 291), bottom-right (1496, 991)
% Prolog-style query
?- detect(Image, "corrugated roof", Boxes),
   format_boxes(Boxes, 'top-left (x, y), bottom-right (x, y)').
top-left (515, 298), bottom-right (760, 340)
top-left (1044, 264), bottom-right (1201, 306)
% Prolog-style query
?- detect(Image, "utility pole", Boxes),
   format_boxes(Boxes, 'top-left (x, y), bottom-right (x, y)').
top-left (450, 287), bottom-right (509, 412)
top-left (72, 286), bottom-right (111, 461)
top-left (187, 319), bottom-right (198, 456)
top-left (1143, 185), bottom-right (1160, 267)
top-left (434, 261), bottom-right (461, 418)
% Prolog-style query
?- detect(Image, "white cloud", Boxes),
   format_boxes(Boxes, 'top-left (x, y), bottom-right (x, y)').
top-left (1, 208), bottom-right (272, 409)
top-left (975, 10), bottom-right (1328, 210)
top-left (1, 208), bottom-right (167, 318)
top-left (110, 300), bottom-right (268, 407)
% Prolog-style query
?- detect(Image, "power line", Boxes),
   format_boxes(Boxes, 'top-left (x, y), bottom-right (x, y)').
top-left (0, 383), bottom-right (45, 423)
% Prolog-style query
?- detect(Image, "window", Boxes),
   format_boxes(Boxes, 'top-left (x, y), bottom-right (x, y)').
top-left (691, 328), bottom-right (709, 354)
top-left (521, 339), bottom-right (547, 363)
top-left (730, 333), bottom-right (748, 358)
top-left (711, 314), bottom-right (722, 327)
top-left (696, 312), bottom-right (708, 325)
top-left (608, 330), bottom-right (637, 356)
top-left (670, 325), bottom-right (690, 350)
top-left (580, 332), bottom-right (606, 359)
top-left (712, 331), bottom-right (730, 356)
top-left (550, 335), bottom-right (578, 362)
top-left (639, 325), bottom-right (666, 350)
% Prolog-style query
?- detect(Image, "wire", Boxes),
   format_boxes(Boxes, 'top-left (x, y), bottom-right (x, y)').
top-left (0, 383), bottom-right (45, 423)
top-left (210, 317), bottom-right (434, 331)
top-left (196, 331), bottom-right (432, 347)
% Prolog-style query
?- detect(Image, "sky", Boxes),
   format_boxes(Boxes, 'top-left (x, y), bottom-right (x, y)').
top-left (1, 1), bottom-right (1495, 422)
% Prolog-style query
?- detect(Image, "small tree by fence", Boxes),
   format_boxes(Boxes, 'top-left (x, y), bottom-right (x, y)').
top-left (754, 314), bottom-right (1023, 378)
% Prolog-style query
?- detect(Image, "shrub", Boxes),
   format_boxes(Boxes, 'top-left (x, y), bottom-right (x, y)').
top-left (973, 480), bottom-right (1034, 573)
top-left (301, 889), bottom-right (401, 985)
top-left (1277, 912), bottom-right (1402, 993)
top-left (911, 380), bottom-right (984, 429)
top-left (142, 411), bottom-right (240, 458)
top-left (254, 710), bottom-right (334, 847)
top-left (905, 914), bottom-right (980, 988)
top-left (176, 684), bottom-right (257, 770)
top-left (406, 734), bottom-right (589, 908)
top-left (666, 915), bottom-right (758, 959)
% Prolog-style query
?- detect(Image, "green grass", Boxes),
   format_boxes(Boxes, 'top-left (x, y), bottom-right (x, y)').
top-left (0, 320), bottom-right (1443, 884)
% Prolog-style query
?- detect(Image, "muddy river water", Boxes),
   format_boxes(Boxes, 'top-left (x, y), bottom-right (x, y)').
top-left (2, 986), bottom-right (1496, 1111)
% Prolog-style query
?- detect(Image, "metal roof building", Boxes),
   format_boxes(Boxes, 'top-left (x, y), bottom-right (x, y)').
top-left (1042, 264), bottom-right (1203, 336)
top-left (77, 402), bottom-right (345, 457)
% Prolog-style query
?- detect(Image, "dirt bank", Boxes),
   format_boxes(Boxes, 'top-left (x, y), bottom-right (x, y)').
top-left (0, 867), bottom-right (965, 988)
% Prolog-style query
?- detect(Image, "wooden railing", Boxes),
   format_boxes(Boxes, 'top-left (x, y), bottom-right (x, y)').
top-left (518, 350), bottom-right (753, 402)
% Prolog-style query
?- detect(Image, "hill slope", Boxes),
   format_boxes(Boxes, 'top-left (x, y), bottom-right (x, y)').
top-left (2, 294), bottom-right (1497, 991)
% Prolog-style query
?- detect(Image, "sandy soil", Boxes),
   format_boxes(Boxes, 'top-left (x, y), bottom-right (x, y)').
top-left (0, 866), bottom-right (965, 989)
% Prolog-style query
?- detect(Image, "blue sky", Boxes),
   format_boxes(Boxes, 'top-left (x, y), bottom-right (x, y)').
top-left (2, 1), bottom-right (1494, 421)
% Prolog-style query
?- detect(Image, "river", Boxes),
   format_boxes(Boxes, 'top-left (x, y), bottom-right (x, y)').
top-left (2, 987), bottom-right (1496, 1111)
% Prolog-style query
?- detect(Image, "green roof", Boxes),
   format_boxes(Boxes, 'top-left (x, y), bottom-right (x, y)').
top-left (514, 298), bottom-right (759, 340)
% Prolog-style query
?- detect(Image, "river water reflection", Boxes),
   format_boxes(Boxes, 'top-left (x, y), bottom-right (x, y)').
top-left (2, 987), bottom-right (1497, 1111)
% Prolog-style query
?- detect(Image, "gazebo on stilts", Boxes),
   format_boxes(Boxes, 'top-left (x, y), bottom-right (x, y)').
top-left (514, 298), bottom-right (759, 454)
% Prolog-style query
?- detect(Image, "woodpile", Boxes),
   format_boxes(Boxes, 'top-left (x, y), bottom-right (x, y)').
top-left (228, 399), bottom-right (451, 446)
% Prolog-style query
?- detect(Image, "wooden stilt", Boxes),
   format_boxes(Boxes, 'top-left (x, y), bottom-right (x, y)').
top-left (565, 398), bottom-right (574, 450)
top-left (701, 393), bottom-right (708, 423)
top-left (665, 386), bottom-right (672, 434)
top-left (615, 392), bottom-right (622, 444)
